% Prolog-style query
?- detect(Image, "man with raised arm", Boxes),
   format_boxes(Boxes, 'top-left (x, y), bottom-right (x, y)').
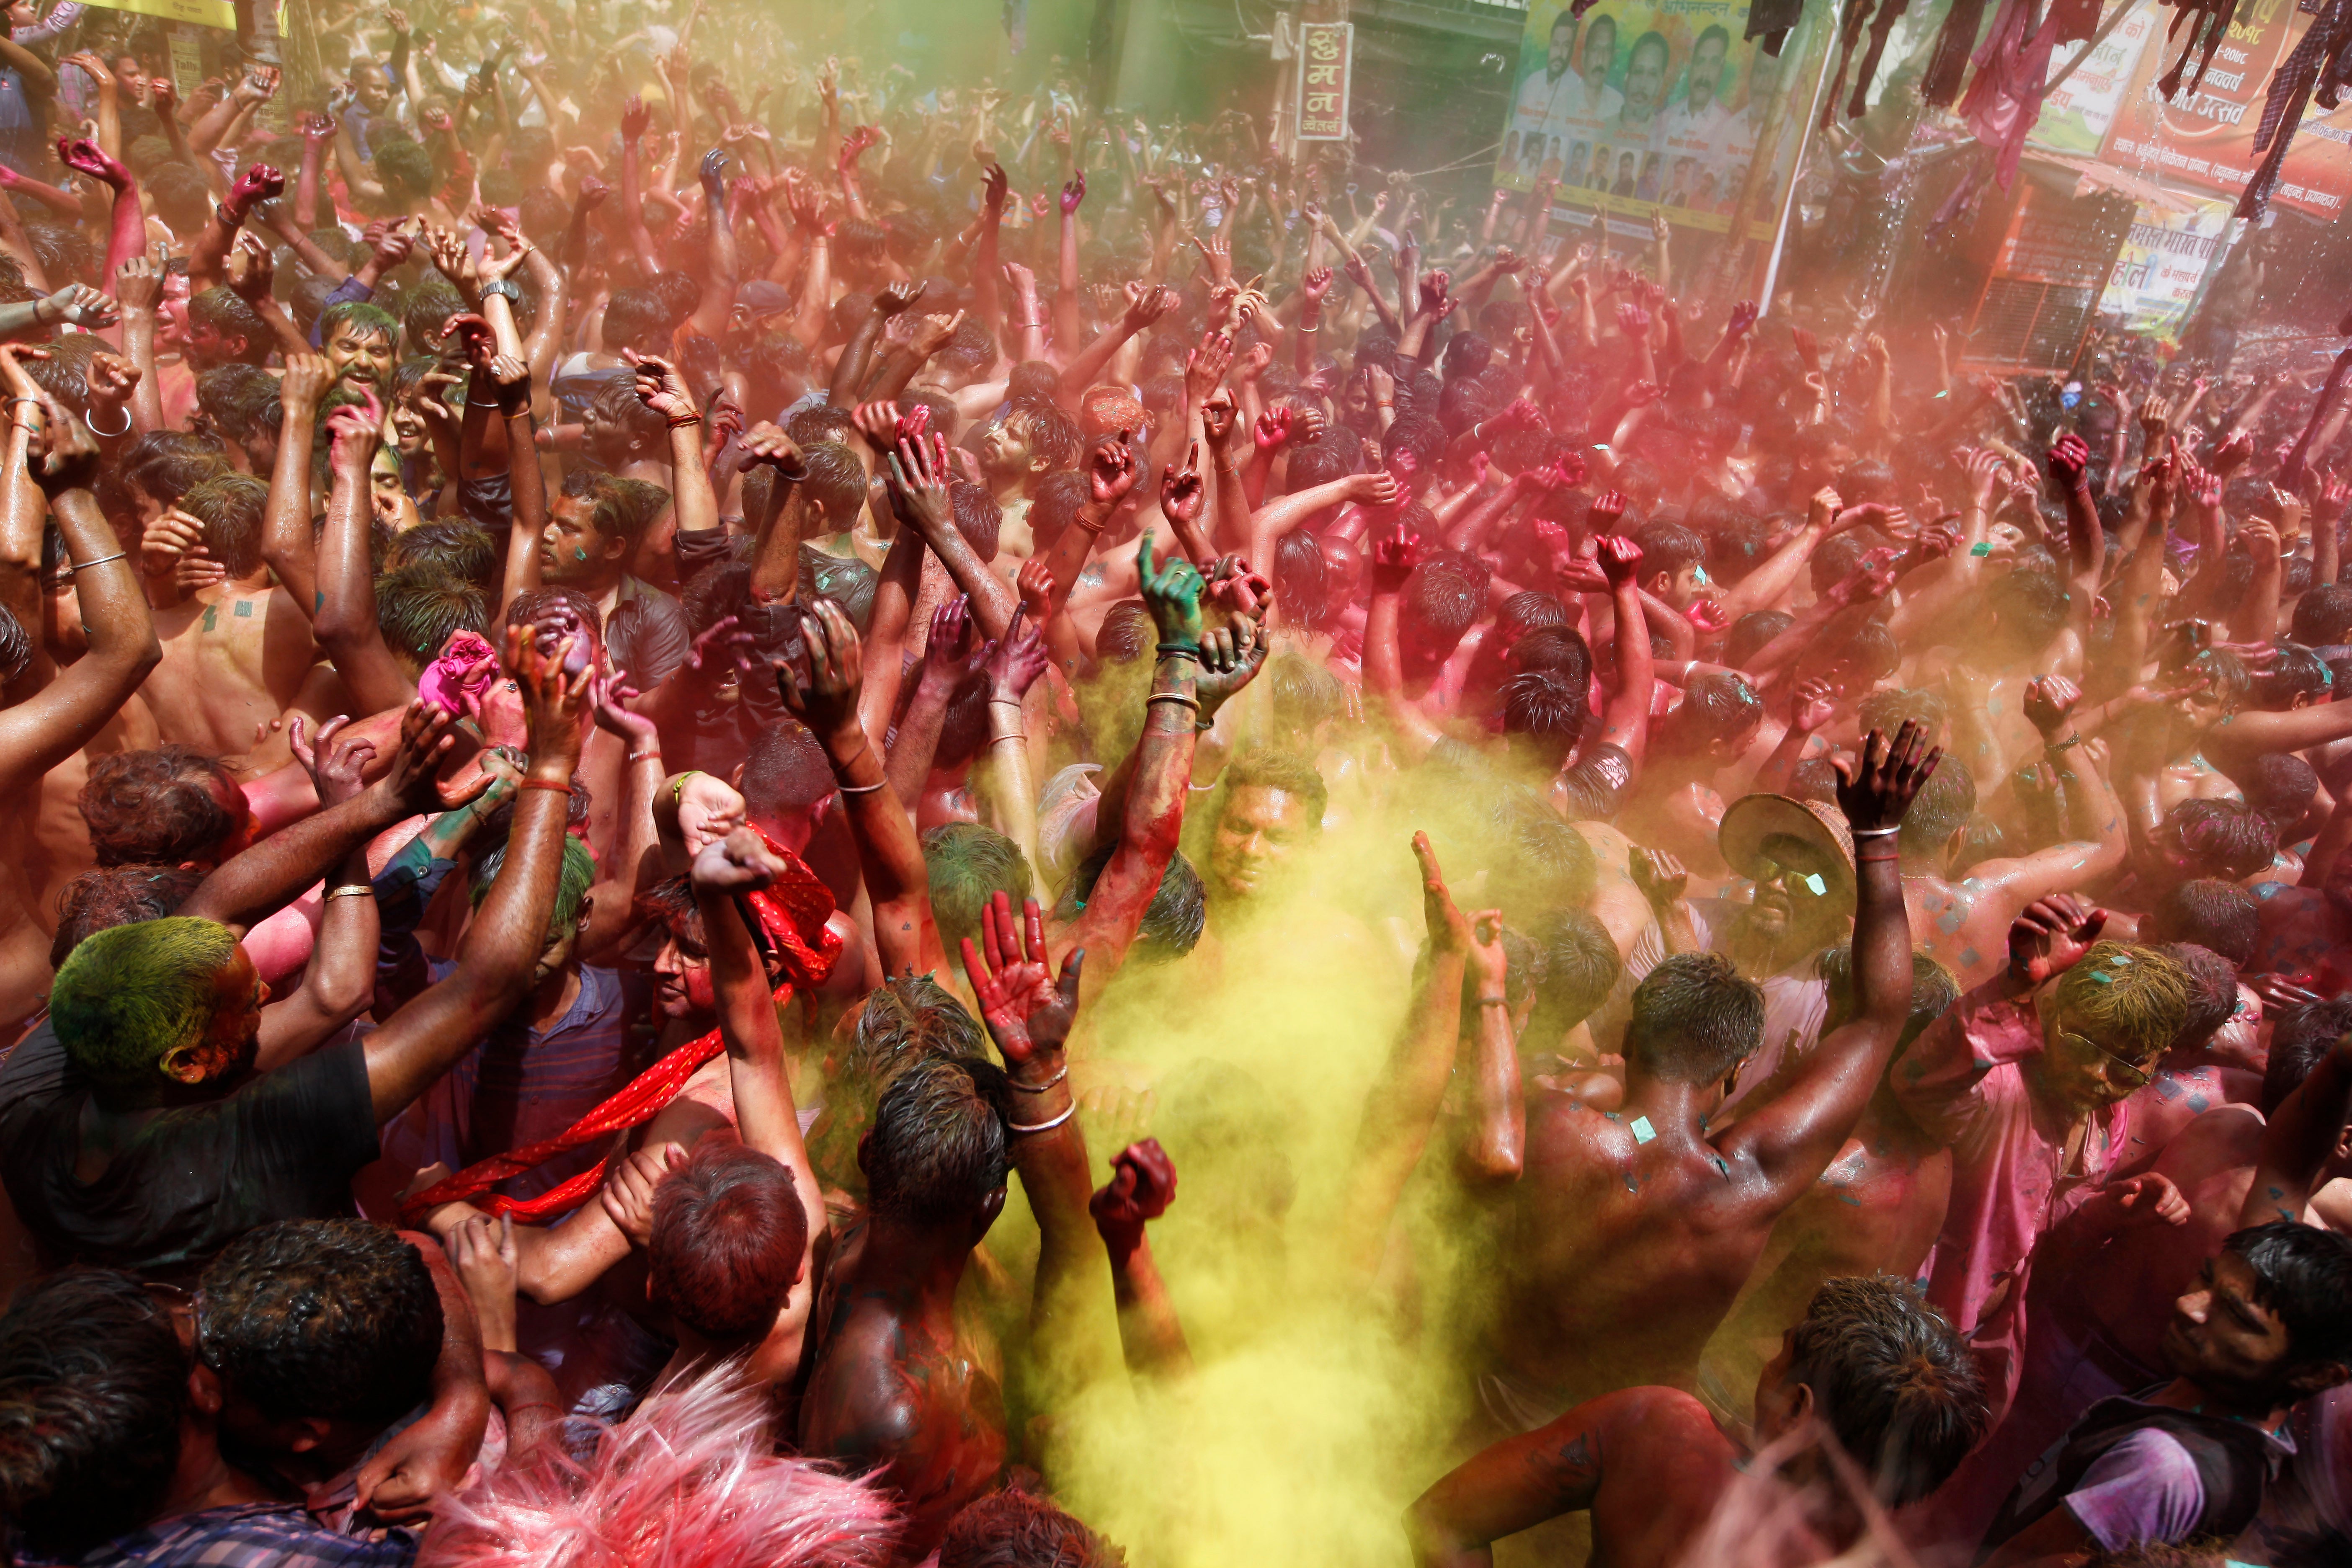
top-left (1472, 723), bottom-right (1938, 1434)
top-left (0, 626), bottom-right (588, 1280)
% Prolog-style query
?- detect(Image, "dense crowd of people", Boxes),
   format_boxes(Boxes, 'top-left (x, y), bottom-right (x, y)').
top-left (0, 0), bottom-right (2343, 1563)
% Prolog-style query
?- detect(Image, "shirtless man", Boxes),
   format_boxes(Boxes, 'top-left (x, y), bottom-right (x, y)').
top-left (799, 895), bottom-right (1110, 1564)
top-left (975, 397), bottom-right (1082, 560)
top-left (139, 469), bottom-right (340, 779)
top-left (1897, 675), bottom-right (2128, 989)
top-left (1473, 722), bottom-right (1936, 1433)
top-left (1408, 1276), bottom-right (1987, 1568)
top-left (0, 414), bottom-right (159, 1031)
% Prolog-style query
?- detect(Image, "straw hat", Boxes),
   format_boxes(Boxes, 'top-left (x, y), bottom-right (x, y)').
top-left (1718, 793), bottom-right (1856, 888)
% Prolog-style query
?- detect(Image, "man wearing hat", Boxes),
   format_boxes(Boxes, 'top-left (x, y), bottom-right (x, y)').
top-left (1471, 724), bottom-right (1940, 1442)
top-left (1624, 788), bottom-right (1857, 1118)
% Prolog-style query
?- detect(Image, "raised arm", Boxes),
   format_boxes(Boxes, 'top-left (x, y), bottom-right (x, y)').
top-left (1337, 834), bottom-right (1473, 1290)
top-left (363, 629), bottom-right (591, 1120)
top-left (775, 597), bottom-right (945, 980)
top-left (687, 830), bottom-right (826, 1318)
top-left (2243, 1024), bottom-right (2352, 1227)
top-left (1720, 725), bottom-right (1937, 1192)
top-left (964, 892), bottom-right (1121, 1408)
top-left (259, 354), bottom-right (330, 614)
top-left (312, 386), bottom-right (417, 713)
top-left (1089, 1140), bottom-right (1191, 1379)
top-left (0, 409), bottom-right (159, 798)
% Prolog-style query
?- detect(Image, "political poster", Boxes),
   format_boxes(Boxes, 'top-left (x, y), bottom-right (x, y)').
top-left (2097, 194), bottom-right (2235, 335)
top-left (1492, 0), bottom-right (1798, 234)
top-left (2098, 0), bottom-right (2352, 220)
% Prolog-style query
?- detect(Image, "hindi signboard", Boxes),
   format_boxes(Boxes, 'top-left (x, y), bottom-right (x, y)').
top-left (1297, 21), bottom-right (1354, 142)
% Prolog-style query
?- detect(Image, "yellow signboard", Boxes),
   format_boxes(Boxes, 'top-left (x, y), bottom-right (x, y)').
top-left (78, 0), bottom-right (236, 32)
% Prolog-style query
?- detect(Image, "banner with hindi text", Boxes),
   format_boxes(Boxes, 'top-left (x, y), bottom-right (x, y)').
top-left (1492, 0), bottom-right (1798, 235)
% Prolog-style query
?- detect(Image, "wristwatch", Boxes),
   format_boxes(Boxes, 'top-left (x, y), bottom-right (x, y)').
top-left (480, 278), bottom-right (523, 304)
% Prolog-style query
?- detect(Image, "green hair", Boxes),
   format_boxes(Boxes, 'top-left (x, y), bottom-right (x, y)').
top-left (469, 832), bottom-right (597, 937)
top-left (318, 300), bottom-right (399, 352)
top-left (2053, 941), bottom-right (2192, 1064)
top-left (51, 917), bottom-right (240, 1098)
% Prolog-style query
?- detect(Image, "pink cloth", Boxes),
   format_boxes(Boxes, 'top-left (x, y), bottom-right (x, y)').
top-left (418, 629), bottom-right (500, 720)
top-left (1890, 979), bottom-right (2134, 1339)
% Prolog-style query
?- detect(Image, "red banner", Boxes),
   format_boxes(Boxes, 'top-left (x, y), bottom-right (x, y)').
top-left (2099, 0), bottom-right (2352, 220)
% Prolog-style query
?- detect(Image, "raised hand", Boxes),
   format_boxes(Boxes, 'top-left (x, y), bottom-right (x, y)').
top-left (1371, 527), bottom-right (1421, 593)
top-left (1629, 847), bottom-right (1688, 907)
top-left (623, 349), bottom-right (696, 422)
top-left (1060, 170), bottom-right (1086, 214)
top-left (2007, 893), bottom-right (2107, 988)
top-left (1086, 432), bottom-right (1138, 508)
top-left (1138, 527), bottom-right (1208, 651)
top-left (1090, 1139), bottom-right (1176, 1257)
top-left (690, 823), bottom-right (794, 896)
top-left (986, 614), bottom-right (1048, 704)
top-left (2022, 674), bottom-right (2082, 739)
top-left (1831, 721), bottom-right (1940, 836)
top-left (2047, 432), bottom-right (2092, 491)
top-left (885, 429), bottom-right (955, 535)
top-left (39, 283), bottom-right (116, 329)
top-left (1413, 831), bottom-right (1473, 956)
top-left (961, 891), bottom-right (1083, 1073)
top-left (56, 136), bottom-right (128, 190)
top-left (1788, 675), bottom-right (1836, 735)
top-left (225, 161), bottom-right (285, 219)
top-left (772, 598), bottom-right (865, 740)
top-left (1159, 439), bottom-right (1207, 526)
top-left (1193, 609), bottom-right (1268, 720)
top-left (1596, 531), bottom-right (1642, 589)
top-left (287, 714), bottom-right (376, 808)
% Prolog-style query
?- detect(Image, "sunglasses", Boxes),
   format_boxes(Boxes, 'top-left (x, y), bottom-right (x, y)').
top-left (1753, 856), bottom-right (1832, 898)
top-left (2055, 1028), bottom-right (2153, 1091)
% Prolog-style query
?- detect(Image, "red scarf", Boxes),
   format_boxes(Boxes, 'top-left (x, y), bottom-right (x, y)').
top-left (397, 833), bottom-right (842, 1228)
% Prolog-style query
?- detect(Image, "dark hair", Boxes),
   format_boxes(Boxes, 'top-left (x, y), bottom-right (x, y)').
top-left (1625, 952), bottom-right (1763, 1083)
top-left (371, 137), bottom-right (434, 203)
top-left (79, 745), bottom-right (241, 867)
top-left (864, 1054), bottom-right (1013, 1226)
top-left (1490, 799), bottom-right (1597, 921)
top-left (1055, 843), bottom-right (1207, 963)
top-left (650, 1139), bottom-right (808, 1339)
top-left (1818, 946), bottom-right (1956, 1047)
top-left (2164, 798), bottom-right (2278, 882)
top-left (1221, 747), bottom-right (1328, 830)
top-left (2224, 1221), bottom-right (2352, 1375)
top-left (1899, 757), bottom-right (1977, 861)
top-left (1989, 570), bottom-right (2070, 651)
top-left (2259, 645), bottom-right (2333, 710)
top-left (2262, 1000), bottom-right (2352, 1115)
top-left (634, 873), bottom-right (706, 957)
top-left (2146, 879), bottom-right (2259, 967)
top-left (2292, 583), bottom-right (2352, 646)
top-left (196, 1220), bottom-right (442, 1423)
top-left (1501, 669), bottom-right (1587, 765)
top-left (48, 865), bottom-right (206, 968)
top-left (0, 1270), bottom-right (188, 1558)
top-left (1401, 562), bottom-right (1480, 650)
top-left (1674, 671), bottom-right (1762, 750)
top-left (1856, 687), bottom-right (1949, 748)
top-left (1725, 610), bottom-right (1794, 669)
top-left (798, 439), bottom-right (869, 527)
top-left (601, 286), bottom-right (672, 356)
top-left (741, 718), bottom-right (837, 825)
top-left (2150, 943), bottom-right (2238, 1050)
top-left (1631, 521), bottom-right (1705, 583)
top-left (1003, 399), bottom-right (1084, 474)
top-left (1786, 1276), bottom-right (1986, 1507)
top-left (2242, 751), bottom-right (2318, 829)
top-left (1529, 907), bottom-right (1622, 1038)
top-left (186, 287), bottom-right (270, 364)
top-left (383, 520), bottom-right (498, 587)
top-left (938, 1484), bottom-right (1121, 1568)
top-left (923, 824), bottom-right (1032, 951)
top-left (1498, 591), bottom-right (1569, 642)
top-left (949, 481), bottom-right (1003, 560)
top-left (375, 567), bottom-right (488, 665)
top-left (848, 975), bottom-right (988, 1095)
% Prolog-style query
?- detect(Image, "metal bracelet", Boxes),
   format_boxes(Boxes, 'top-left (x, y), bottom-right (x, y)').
top-left (1007, 1101), bottom-right (1077, 1134)
top-left (1007, 1064), bottom-right (1069, 1094)
top-left (70, 550), bottom-right (127, 570)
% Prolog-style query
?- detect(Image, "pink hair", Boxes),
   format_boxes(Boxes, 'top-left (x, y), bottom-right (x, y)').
top-left (420, 1359), bottom-right (900, 1568)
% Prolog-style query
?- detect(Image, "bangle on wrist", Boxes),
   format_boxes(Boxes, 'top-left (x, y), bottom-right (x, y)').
top-left (1008, 1063), bottom-right (1069, 1093)
top-left (1008, 1102), bottom-right (1077, 1135)
top-left (1850, 826), bottom-right (1901, 838)
top-left (521, 777), bottom-right (573, 795)
top-left (627, 748), bottom-right (662, 765)
top-left (325, 884), bottom-right (375, 900)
